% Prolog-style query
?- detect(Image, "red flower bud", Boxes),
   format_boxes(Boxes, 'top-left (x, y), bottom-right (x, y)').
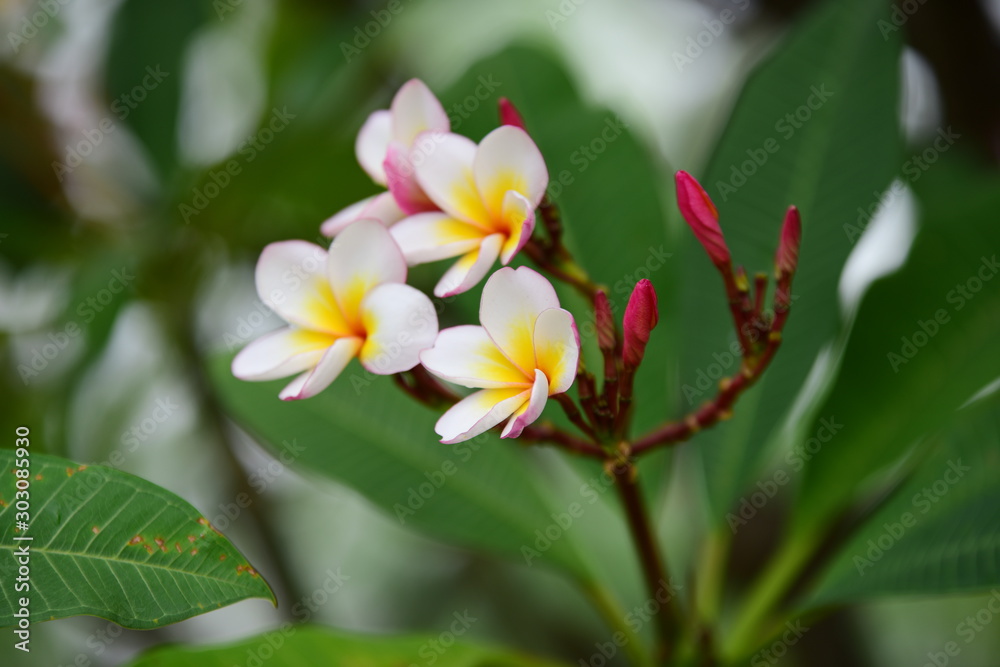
top-left (594, 290), bottom-right (616, 353)
top-left (498, 98), bottom-right (527, 131)
top-left (622, 280), bottom-right (659, 370)
top-left (675, 170), bottom-right (731, 268)
top-left (775, 206), bottom-right (801, 278)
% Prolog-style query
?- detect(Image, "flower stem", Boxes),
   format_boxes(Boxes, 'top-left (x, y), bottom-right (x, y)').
top-left (610, 456), bottom-right (680, 663)
top-left (520, 422), bottom-right (605, 458)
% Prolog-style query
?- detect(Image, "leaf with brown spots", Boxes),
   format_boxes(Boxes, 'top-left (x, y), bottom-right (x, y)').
top-left (0, 449), bottom-right (275, 629)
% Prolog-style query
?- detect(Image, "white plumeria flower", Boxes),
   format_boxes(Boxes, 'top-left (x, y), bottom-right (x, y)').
top-left (321, 79), bottom-right (449, 237)
top-left (232, 219), bottom-right (438, 400)
top-left (389, 125), bottom-right (549, 298)
top-left (421, 267), bottom-right (579, 444)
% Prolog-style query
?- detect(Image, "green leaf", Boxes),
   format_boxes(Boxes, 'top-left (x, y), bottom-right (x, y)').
top-left (792, 158), bottom-right (1000, 528)
top-left (210, 355), bottom-right (592, 580)
top-left (126, 625), bottom-right (572, 667)
top-left (0, 448), bottom-right (274, 629)
top-left (803, 399), bottom-right (1000, 607)
top-left (681, 0), bottom-right (902, 518)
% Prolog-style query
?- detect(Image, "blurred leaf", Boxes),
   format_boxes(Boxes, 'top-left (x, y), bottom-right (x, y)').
top-left (803, 399), bottom-right (1000, 606)
top-left (127, 625), bottom-right (572, 667)
top-left (682, 0), bottom-right (902, 519)
top-left (105, 0), bottom-right (209, 179)
top-left (791, 159), bottom-right (1000, 528)
top-left (210, 355), bottom-right (593, 580)
top-left (0, 449), bottom-right (274, 629)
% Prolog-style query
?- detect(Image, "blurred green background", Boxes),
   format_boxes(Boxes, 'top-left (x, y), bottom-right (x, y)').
top-left (2, 0), bottom-right (1000, 665)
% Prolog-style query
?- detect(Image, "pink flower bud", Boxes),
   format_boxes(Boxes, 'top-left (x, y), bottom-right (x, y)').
top-left (623, 280), bottom-right (659, 370)
top-left (498, 98), bottom-right (527, 130)
top-left (594, 290), bottom-right (616, 353)
top-left (675, 170), bottom-right (731, 268)
top-left (775, 206), bottom-right (801, 278)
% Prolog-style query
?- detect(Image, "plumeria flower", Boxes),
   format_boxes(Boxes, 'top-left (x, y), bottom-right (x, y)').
top-left (421, 267), bottom-right (579, 443)
top-left (321, 79), bottom-right (450, 236)
top-left (389, 125), bottom-right (549, 297)
top-left (232, 219), bottom-right (438, 400)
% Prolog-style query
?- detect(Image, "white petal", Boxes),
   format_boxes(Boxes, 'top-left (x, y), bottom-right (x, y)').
top-left (384, 142), bottom-right (438, 215)
top-left (327, 219), bottom-right (407, 326)
top-left (389, 212), bottom-right (486, 265)
top-left (356, 110), bottom-right (392, 185)
top-left (501, 369), bottom-right (549, 438)
top-left (358, 283), bottom-right (439, 375)
top-left (434, 233), bottom-right (503, 298)
top-left (390, 79), bottom-right (450, 146)
top-left (278, 336), bottom-right (362, 400)
top-left (499, 190), bottom-right (535, 264)
top-left (533, 308), bottom-right (580, 395)
top-left (435, 387), bottom-right (529, 444)
top-left (320, 193), bottom-right (405, 238)
top-left (420, 325), bottom-right (530, 389)
top-left (479, 266), bottom-right (560, 375)
top-left (413, 132), bottom-right (491, 227)
top-left (474, 126), bottom-right (548, 218)
top-left (231, 327), bottom-right (337, 381)
top-left (255, 241), bottom-right (352, 335)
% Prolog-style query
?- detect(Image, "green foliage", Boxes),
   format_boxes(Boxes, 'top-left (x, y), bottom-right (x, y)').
top-left (792, 159), bottom-right (1000, 530)
top-left (681, 0), bottom-right (902, 518)
top-left (210, 354), bottom-right (593, 579)
top-left (805, 401), bottom-right (1000, 606)
top-left (0, 449), bottom-right (274, 629)
top-left (127, 625), bottom-right (572, 667)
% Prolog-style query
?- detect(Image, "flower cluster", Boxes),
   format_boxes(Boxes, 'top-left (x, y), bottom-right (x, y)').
top-left (234, 80), bottom-right (577, 443)
top-left (232, 80), bottom-right (802, 452)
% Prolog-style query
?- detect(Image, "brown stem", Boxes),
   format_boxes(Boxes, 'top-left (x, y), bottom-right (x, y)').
top-left (519, 422), bottom-right (605, 458)
top-left (611, 456), bottom-right (680, 663)
top-left (553, 392), bottom-right (598, 441)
